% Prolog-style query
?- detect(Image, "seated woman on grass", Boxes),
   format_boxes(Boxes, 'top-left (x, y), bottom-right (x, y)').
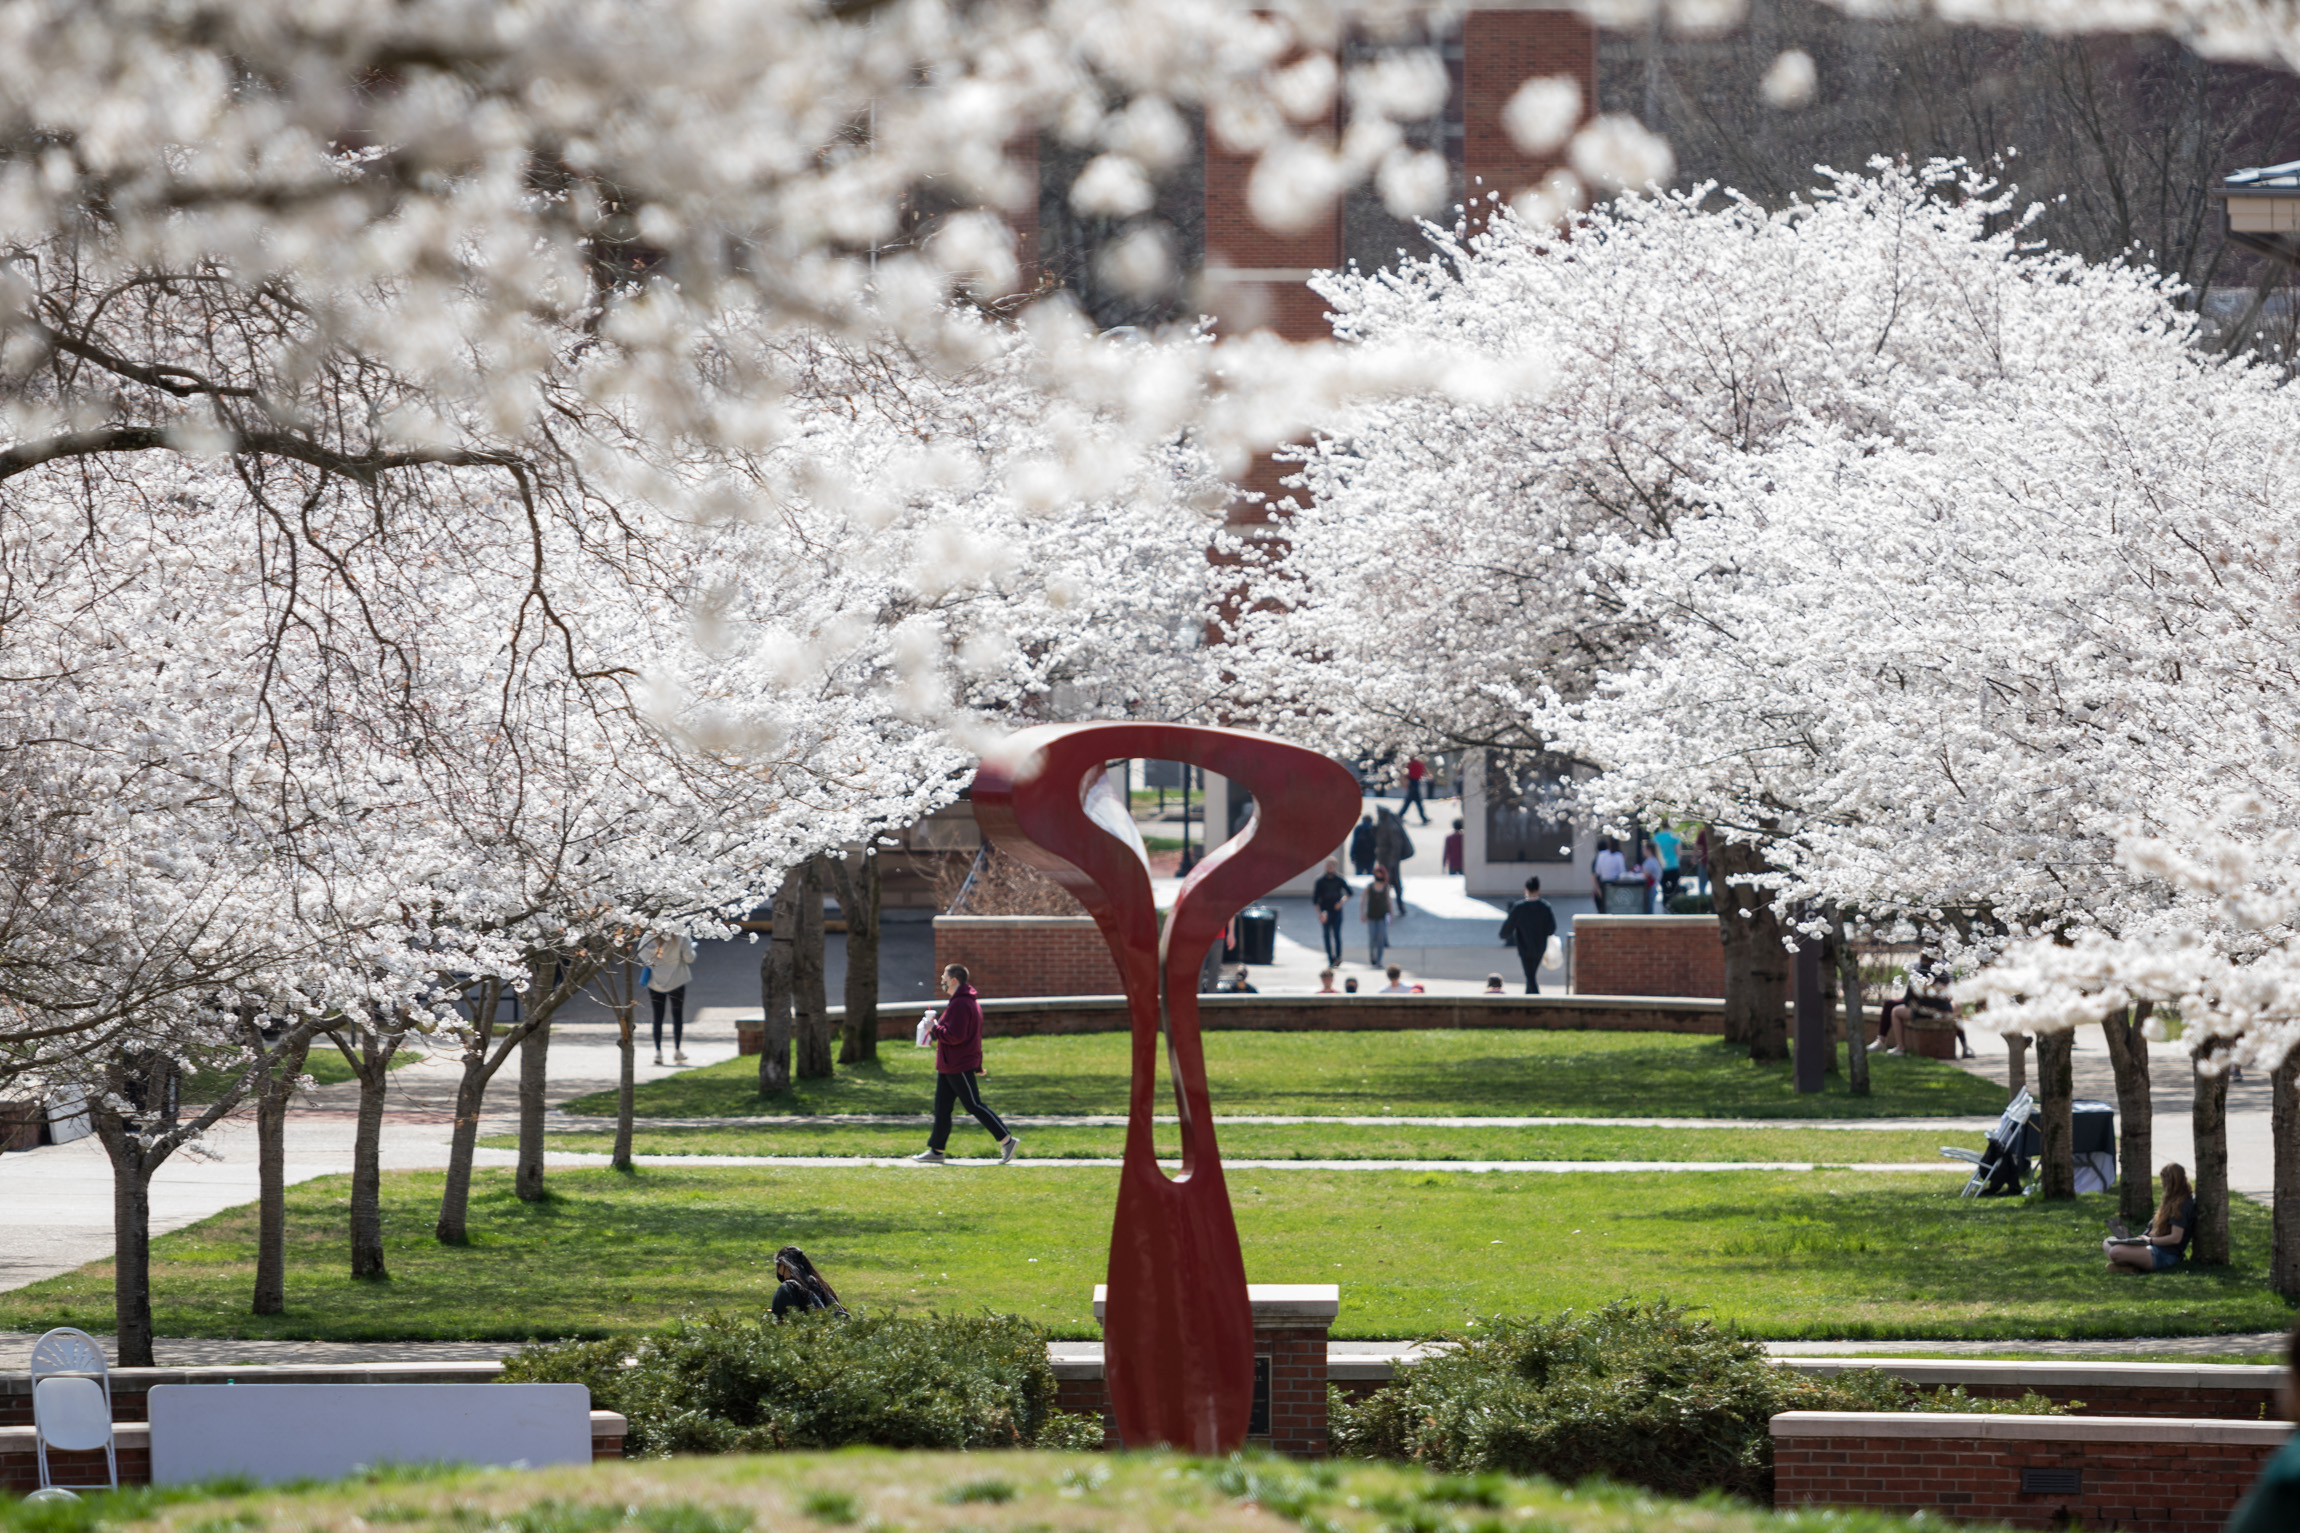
top-left (2103, 1163), bottom-right (2196, 1274)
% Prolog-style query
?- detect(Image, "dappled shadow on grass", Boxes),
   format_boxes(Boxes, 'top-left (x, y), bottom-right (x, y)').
top-left (568, 1031), bottom-right (2007, 1122)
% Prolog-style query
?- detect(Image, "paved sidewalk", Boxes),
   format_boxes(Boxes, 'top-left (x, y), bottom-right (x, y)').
top-left (3, 1330), bottom-right (2278, 1368)
top-left (554, 1113), bottom-right (2007, 1130)
top-left (520, 1150), bottom-right (1977, 1173)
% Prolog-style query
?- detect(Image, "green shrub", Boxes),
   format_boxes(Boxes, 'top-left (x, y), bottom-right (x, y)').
top-left (1329, 1300), bottom-right (2061, 1502)
top-left (499, 1311), bottom-right (1061, 1456)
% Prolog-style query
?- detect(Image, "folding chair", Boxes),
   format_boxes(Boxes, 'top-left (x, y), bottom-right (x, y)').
top-left (29, 1326), bottom-right (116, 1490)
top-left (1941, 1088), bottom-right (2039, 1198)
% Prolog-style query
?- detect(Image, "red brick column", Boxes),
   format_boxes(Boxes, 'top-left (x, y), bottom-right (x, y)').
top-left (1087, 1284), bottom-right (1340, 1459)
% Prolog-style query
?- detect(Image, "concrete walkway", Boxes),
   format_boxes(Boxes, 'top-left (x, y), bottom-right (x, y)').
top-left (1, 1330), bottom-right (2279, 1368)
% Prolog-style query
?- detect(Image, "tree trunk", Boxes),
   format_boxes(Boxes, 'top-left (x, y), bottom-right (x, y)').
top-left (2035, 1030), bottom-right (2076, 1200)
top-left (435, 1051), bottom-right (489, 1244)
top-left (2005, 1033), bottom-right (2029, 1099)
top-left (835, 850), bottom-right (881, 1065)
top-left (1714, 838), bottom-right (1789, 1062)
top-left (758, 874), bottom-right (801, 1095)
top-left (344, 1028), bottom-right (400, 1280)
top-left (613, 959), bottom-right (638, 1173)
top-left (1718, 908), bottom-right (1753, 1047)
top-left (515, 1015), bottom-right (550, 1202)
top-left (2101, 1002), bottom-right (2154, 1224)
top-left (252, 1028), bottom-right (312, 1316)
top-left (2275, 1051), bottom-right (2300, 1300)
top-left (1834, 915), bottom-right (1868, 1096)
top-left (2192, 1037), bottom-right (2231, 1267)
top-left (796, 856), bottom-right (833, 1079)
top-left (92, 1084), bottom-right (165, 1366)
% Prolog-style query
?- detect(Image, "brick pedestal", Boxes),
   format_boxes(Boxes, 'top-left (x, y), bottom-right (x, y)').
top-left (1084, 1284), bottom-right (1338, 1458)
top-left (1569, 916), bottom-right (1725, 998)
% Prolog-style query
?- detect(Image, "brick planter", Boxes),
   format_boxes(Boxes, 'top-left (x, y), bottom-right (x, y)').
top-left (1906, 1017), bottom-right (1960, 1059)
top-left (1771, 1410), bottom-right (2288, 1530)
top-left (933, 917), bottom-right (1120, 1000)
top-left (1568, 916), bottom-right (1724, 999)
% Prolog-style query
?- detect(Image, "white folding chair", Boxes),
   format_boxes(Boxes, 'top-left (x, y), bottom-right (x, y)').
top-left (29, 1327), bottom-right (116, 1490)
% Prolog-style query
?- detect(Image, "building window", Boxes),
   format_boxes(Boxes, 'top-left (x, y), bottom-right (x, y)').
top-left (1485, 751), bottom-right (1576, 863)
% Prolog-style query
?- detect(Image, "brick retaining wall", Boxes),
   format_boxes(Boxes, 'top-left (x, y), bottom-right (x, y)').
top-left (1771, 1411), bottom-right (2288, 1530)
top-left (737, 993), bottom-right (1727, 1052)
top-left (1569, 916), bottom-right (1725, 999)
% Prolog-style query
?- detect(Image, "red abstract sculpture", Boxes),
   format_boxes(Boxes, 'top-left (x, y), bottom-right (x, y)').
top-left (971, 724), bottom-right (1359, 1453)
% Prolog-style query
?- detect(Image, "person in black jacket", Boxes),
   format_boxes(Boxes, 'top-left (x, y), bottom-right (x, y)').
top-left (769, 1245), bottom-right (847, 1320)
top-left (1348, 814), bottom-right (1378, 876)
top-left (1498, 877), bottom-right (1558, 995)
top-left (1311, 858), bottom-right (1351, 966)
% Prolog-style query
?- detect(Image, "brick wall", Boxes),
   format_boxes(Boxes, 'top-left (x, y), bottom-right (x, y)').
top-left (737, 994), bottom-right (1729, 1053)
top-left (933, 916), bottom-right (1122, 999)
top-left (1570, 916), bottom-right (1725, 998)
top-left (1771, 1413), bottom-right (2288, 1530)
top-left (1461, 10), bottom-right (1597, 213)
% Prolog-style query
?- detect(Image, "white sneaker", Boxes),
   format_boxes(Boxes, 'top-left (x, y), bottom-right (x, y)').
top-left (909, 1148), bottom-right (947, 1164)
top-left (999, 1136), bottom-right (1021, 1164)
top-left (653, 1052), bottom-right (664, 1065)
top-left (674, 1050), bottom-right (688, 1063)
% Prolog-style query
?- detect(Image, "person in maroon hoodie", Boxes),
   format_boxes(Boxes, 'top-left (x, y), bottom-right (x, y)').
top-left (911, 964), bottom-right (1020, 1164)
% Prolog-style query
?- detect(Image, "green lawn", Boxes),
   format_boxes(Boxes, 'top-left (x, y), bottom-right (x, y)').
top-left (565, 1031), bottom-right (2007, 1121)
top-left (482, 1122), bottom-right (1971, 1163)
top-left (3, 1163), bottom-right (2284, 1342)
top-left (0, 1449), bottom-right (1965, 1533)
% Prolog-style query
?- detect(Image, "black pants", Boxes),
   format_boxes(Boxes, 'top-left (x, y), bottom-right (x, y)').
top-left (930, 1072), bottom-right (1008, 1151)
top-left (1402, 780), bottom-right (1428, 823)
top-left (650, 985), bottom-right (686, 1051)
top-left (1516, 944), bottom-right (1543, 995)
top-left (1319, 910), bottom-right (1345, 964)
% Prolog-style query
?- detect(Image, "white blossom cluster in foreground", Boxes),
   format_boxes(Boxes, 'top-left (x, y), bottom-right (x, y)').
top-left (1236, 157), bottom-right (2300, 1067)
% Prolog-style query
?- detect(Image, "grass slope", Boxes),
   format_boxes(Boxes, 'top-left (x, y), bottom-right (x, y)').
top-left (564, 1032), bottom-right (2005, 1121)
top-left (0, 1451), bottom-right (1967, 1533)
top-left (481, 1123), bottom-right (1972, 1162)
top-left (2, 1164), bottom-right (2285, 1342)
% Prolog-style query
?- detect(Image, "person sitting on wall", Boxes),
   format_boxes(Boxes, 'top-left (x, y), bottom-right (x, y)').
top-left (1378, 964), bottom-right (1412, 994)
top-left (1317, 968), bottom-right (1339, 994)
top-left (770, 1245), bottom-right (847, 1320)
top-left (1343, 976), bottom-right (1360, 994)
top-left (1483, 973), bottom-right (1505, 994)
top-left (2103, 1163), bottom-right (2197, 1274)
top-left (1871, 952), bottom-right (1969, 1057)
top-left (1223, 966), bottom-right (1257, 994)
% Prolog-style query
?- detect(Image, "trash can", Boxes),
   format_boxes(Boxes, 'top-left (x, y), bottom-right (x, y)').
top-left (1237, 906), bottom-right (1279, 966)
top-left (1600, 879), bottom-right (1650, 915)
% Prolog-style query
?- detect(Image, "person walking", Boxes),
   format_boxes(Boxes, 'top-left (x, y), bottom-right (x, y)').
top-left (1441, 817), bottom-right (1465, 875)
top-left (1401, 757), bottom-right (1432, 825)
top-left (1653, 823), bottom-right (1683, 900)
top-left (1637, 841), bottom-right (1664, 914)
top-left (1312, 858), bottom-right (1351, 966)
top-left (1497, 877), bottom-right (1558, 995)
top-left (641, 929), bottom-right (697, 1064)
top-left (1349, 813), bottom-right (1378, 876)
top-left (911, 963), bottom-right (1020, 1165)
top-left (1361, 866), bottom-right (1396, 968)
